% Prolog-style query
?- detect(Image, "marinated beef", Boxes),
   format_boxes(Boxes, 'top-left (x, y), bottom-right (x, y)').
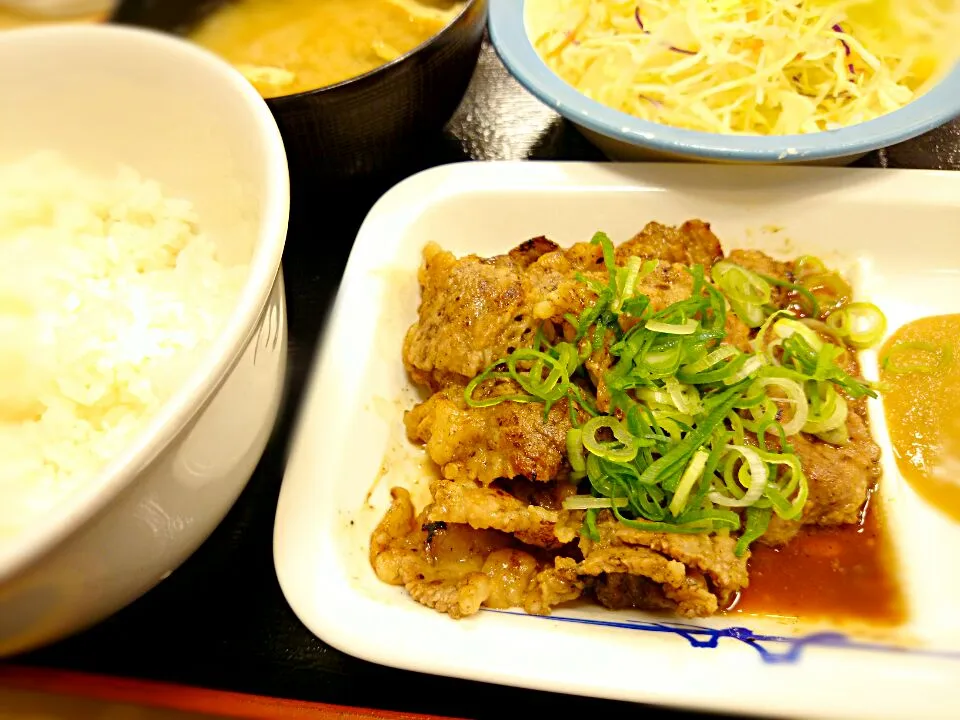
top-left (404, 380), bottom-right (578, 485)
top-left (577, 513), bottom-right (749, 616)
top-left (382, 222), bottom-right (880, 621)
top-left (763, 411), bottom-right (880, 546)
top-left (616, 220), bottom-right (724, 270)
top-left (425, 478), bottom-right (565, 549)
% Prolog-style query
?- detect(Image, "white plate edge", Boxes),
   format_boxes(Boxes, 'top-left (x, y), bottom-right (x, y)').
top-left (274, 161), bottom-right (960, 720)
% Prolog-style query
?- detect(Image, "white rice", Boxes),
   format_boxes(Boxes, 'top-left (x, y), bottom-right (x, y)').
top-left (0, 151), bottom-right (247, 540)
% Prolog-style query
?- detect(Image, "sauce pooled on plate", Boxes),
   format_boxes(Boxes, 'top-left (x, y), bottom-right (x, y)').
top-left (731, 498), bottom-right (904, 624)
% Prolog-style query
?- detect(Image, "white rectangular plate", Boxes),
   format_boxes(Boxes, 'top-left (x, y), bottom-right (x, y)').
top-left (275, 162), bottom-right (960, 720)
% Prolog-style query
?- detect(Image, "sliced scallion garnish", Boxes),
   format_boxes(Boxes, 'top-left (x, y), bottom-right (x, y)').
top-left (562, 496), bottom-right (629, 510)
top-left (646, 318), bottom-right (699, 335)
top-left (711, 260), bottom-right (771, 328)
top-left (460, 232), bottom-right (881, 552)
top-left (881, 341), bottom-right (952, 375)
top-left (826, 302), bottom-right (887, 349)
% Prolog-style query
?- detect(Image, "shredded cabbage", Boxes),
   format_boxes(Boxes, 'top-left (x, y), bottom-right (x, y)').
top-left (526, 0), bottom-right (958, 134)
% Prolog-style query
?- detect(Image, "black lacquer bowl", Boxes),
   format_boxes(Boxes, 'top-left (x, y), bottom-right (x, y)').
top-left (110, 0), bottom-right (487, 185)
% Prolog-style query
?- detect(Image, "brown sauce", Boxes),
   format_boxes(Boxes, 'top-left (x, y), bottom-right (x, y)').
top-left (730, 499), bottom-right (904, 624)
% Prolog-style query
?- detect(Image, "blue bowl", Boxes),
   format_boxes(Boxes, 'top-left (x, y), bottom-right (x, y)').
top-left (489, 0), bottom-right (960, 165)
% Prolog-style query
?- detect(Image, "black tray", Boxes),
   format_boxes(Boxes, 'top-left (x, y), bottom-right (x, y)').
top-left (16, 39), bottom-right (960, 720)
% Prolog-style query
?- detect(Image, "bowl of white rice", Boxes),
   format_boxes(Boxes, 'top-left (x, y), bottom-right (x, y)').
top-left (0, 24), bottom-right (289, 655)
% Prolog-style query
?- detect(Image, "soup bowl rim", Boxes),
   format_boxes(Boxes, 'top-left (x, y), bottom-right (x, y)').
top-left (149, 0), bottom-right (487, 105)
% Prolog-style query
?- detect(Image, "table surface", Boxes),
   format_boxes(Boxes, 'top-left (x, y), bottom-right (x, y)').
top-left (13, 37), bottom-right (960, 720)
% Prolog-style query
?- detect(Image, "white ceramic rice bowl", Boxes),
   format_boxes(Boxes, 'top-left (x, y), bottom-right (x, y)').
top-left (0, 24), bottom-right (289, 656)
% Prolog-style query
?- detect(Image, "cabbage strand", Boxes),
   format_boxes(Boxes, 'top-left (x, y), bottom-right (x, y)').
top-left (528, 0), bottom-right (948, 134)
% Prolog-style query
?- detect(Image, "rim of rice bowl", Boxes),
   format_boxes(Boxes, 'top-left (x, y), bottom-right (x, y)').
top-left (0, 24), bottom-right (289, 582)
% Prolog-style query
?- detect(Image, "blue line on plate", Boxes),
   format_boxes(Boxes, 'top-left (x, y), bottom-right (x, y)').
top-left (482, 610), bottom-right (960, 665)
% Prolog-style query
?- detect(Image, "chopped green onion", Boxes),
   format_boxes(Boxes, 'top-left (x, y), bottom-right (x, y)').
top-left (712, 261), bottom-right (771, 305)
top-left (881, 341), bottom-right (952, 374)
top-left (758, 273), bottom-right (820, 318)
top-left (581, 415), bottom-right (642, 463)
top-left (611, 256), bottom-right (642, 313)
top-left (684, 345), bottom-right (738, 374)
top-left (591, 231), bottom-right (617, 289)
top-left (803, 385), bottom-right (848, 436)
top-left (566, 428), bottom-right (586, 477)
top-left (460, 230), bottom-right (877, 546)
top-left (816, 425), bottom-right (849, 445)
top-left (723, 354), bottom-right (767, 385)
top-left (712, 261), bottom-right (771, 328)
top-left (678, 352), bottom-right (747, 384)
top-left (754, 448), bottom-right (808, 519)
top-left (562, 496), bottom-right (629, 510)
top-left (773, 317), bottom-right (823, 351)
top-left (750, 376), bottom-right (808, 435)
top-left (463, 342), bottom-right (593, 416)
top-left (741, 397), bottom-right (777, 443)
top-left (646, 319), bottom-right (699, 335)
top-left (798, 317), bottom-right (846, 345)
top-left (708, 445), bottom-right (768, 507)
top-left (621, 295), bottom-right (651, 318)
top-left (777, 332), bottom-right (877, 399)
top-left (462, 379), bottom-right (538, 408)
top-left (638, 384), bottom-right (746, 486)
top-left (638, 342), bottom-right (684, 377)
top-left (635, 387), bottom-right (673, 407)
top-left (664, 377), bottom-right (702, 415)
top-left (795, 255), bottom-right (826, 278)
top-left (611, 506), bottom-right (738, 534)
top-left (582, 508), bottom-right (601, 541)
top-left (612, 257), bottom-right (658, 313)
top-left (735, 506), bottom-right (772, 556)
top-left (752, 308), bottom-right (795, 356)
top-left (668, 449), bottom-right (710, 517)
top-left (825, 302), bottom-right (887, 349)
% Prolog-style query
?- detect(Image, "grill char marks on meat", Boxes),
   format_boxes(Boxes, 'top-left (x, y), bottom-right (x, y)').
top-left (371, 488), bottom-right (507, 618)
top-left (424, 477), bottom-right (576, 549)
top-left (507, 235), bottom-right (561, 267)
